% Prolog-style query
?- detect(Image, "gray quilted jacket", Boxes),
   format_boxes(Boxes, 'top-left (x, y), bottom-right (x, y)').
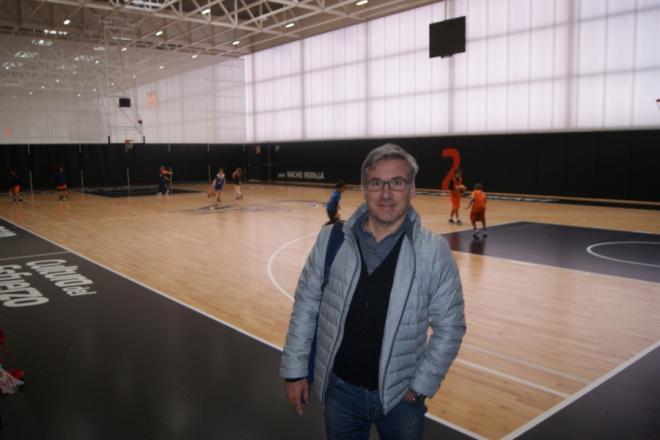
top-left (280, 204), bottom-right (465, 415)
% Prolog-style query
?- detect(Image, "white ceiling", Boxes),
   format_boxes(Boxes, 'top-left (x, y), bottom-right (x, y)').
top-left (0, 0), bottom-right (438, 98)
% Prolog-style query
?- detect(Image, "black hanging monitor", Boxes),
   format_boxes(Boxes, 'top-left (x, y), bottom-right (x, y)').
top-left (118, 97), bottom-right (131, 107)
top-left (429, 16), bottom-right (466, 58)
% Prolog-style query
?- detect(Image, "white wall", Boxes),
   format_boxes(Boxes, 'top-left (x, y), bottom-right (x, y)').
top-left (137, 57), bottom-right (246, 144)
top-left (0, 57), bottom-right (246, 145)
top-left (0, 95), bottom-right (105, 144)
top-left (245, 0), bottom-right (660, 142)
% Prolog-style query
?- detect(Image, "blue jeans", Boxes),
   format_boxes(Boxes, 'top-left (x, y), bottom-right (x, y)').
top-left (324, 373), bottom-right (427, 440)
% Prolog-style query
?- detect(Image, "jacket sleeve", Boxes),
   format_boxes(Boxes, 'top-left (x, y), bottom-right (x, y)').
top-left (280, 227), bottom-right (331, 379)
top-left (411, 237), bottom-right (466, 397)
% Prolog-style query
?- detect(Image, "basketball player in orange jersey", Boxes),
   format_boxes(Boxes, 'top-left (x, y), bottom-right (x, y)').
top-left (466, 183), bottom-right (488, 238)
top-left (448, 169), bottom-right (464, 224)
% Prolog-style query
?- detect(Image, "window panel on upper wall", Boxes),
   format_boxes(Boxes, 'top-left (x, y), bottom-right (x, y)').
top-left (345, 63), bottom-right (367, 101)
top-left (508, 32), bottom-right (531, 82)
top-left (383, 14), bottom-right (402, 57)
top-left (604, 73), bottom-right (634, 127)
top-left (346, 102), bottom-right (367, 138)
top-left (528, 80), bottom-right (554, 130)
top-left (487, 0), bottom-right (510, 36)
top-left (370, 58), bottom-right (387, 98)
top-left (399, 95), bottom-right (417, 136)
top-left (415, 50), bottom-right (432, 93)
top-left (467, 39), bottom-right (488, 87)
top-left (579, 0), bottom-right (607, 19)
top-left (635, 10), bottom-right (660, 69)
top-left (452, 89), bottom-right (468, 132)
top-left (578, 19), bottom-right (607, 75)
top-left (344, 24), bottom-right (367, 63)
top-left (414, 5), bottom-right (431, 51)
top-left (400, 53), bottom-right (417, 95)
top-left (606, 13), bottom-right (635, 72)
top-left (398, 9), bottom-right (417, 53)
top-left (467, 0), bottom-right (488, 39)
top-left (487, 35), bottom-right (508, 85)
top-left (384, 96), bottom-right (402, 136)
top-left (467, 87), bottom-right (487, 132)
top-left (332, 66), bottom-right (349, 103)
top-left (509, 0), bottom-right (531, 32)
top-left (368, 19), bottom-right (386, 59)
top-left (486, 86), bottom-right (507, 132)
top-left (632, 70), bottom-right (660, 126)
top-left (370, 98), bottom-right (386, 136)
top-left (507, 82), bottom-right (531, 131)
top-left (304, 35), bottom-right (324, 71)
top-left (576, 75), bottom-right (605, 128)
top-left (530, 28), bottom-right (555, 80)
top-left (414, 93), bottom-right (432, 134)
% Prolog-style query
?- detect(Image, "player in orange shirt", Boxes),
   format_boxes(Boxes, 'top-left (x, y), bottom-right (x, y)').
top-left (448, 169), bottom-right (464, 224)
top-left (466, 183), bottom-right (488, 238)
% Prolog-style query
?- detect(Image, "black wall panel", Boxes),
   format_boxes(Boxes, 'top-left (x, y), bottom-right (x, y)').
top-left (171, 144), bottom-right (208, 182)
top-left (1, 146), bottom-right (29, 191)
top-left (125, 144), bottom-right (170, 185)
top-left (80, 144), bottom-right (126, 188)
top-left (208, 144), bottom-right (245, 182)
top-left (1, 129), bottom-right (658, 201)
top-left (28, 145), bottom-right (81, 189)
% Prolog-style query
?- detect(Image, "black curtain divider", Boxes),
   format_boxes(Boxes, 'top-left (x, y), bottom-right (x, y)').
top-left (1, 128), bottom-right (658, 201)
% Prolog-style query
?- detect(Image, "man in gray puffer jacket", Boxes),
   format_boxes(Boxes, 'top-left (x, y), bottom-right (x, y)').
top-left (281, 143), bottom-right (466, 440)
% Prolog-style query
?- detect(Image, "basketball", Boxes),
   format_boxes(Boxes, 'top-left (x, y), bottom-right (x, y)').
top-left (458, 185), bottom-right (466, 193)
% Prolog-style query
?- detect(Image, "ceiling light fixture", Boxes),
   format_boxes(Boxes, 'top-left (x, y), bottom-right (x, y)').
top-left (356, 0), bottom-right (368, 5)
top-left (285, 22), bottom-right (295, 28)
top-left (121, 47), bottom-right (127, 52)
top-left (192, 54), bottom-right (199, 59)
top-left (232, 40), bottom-right (240, 46)
top-left (63, 19), bottom-right (71, 25)
top-left (159, 65), bottom-right (164, 69)
top-left (155, 30), bottom-right (163, 36)
top-left (202, 8), bottom-right (211, 15)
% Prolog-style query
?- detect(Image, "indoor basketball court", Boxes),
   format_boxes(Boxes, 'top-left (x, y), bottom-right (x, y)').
top-left (0, 185), bottom-right (658, 439)
top-left (1, 0), bottom-right (659, 439)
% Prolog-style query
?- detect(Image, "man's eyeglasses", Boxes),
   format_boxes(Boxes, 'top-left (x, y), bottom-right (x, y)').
top-left (366, 177), bottom-right (411, 192)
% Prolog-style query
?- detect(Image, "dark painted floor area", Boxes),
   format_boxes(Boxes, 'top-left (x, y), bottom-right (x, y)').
top-left (443, 221), bottom-right (660, 283)
top-left (0, 218), bottom-right (470, 440)
top-left (516, 345), bottom-right (660, 440)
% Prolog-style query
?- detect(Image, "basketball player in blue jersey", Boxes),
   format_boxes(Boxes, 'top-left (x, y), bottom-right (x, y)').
top-left (208, 168), bottom-right (226, 204)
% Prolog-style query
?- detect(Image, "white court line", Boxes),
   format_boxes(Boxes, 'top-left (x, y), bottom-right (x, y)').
top-left (425, 413), bottom-right (489, 440)
top-left (501, 339), bottom-right (660, 440)
top-left (0, 250), bottom-right (70, 262)
top-left (456, 359), bottom-right (570, 398)
top-left (462, 343), bottom-right (590, 384)
top-left (586, 241), bottom-right (660, 268)
top-left (0, 216), bottom-right (283, 353)
top-left (266, 232), bottom-right (318, 301)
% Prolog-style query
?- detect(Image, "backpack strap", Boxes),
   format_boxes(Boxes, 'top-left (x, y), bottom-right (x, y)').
top-left (308, 221), bottom-right (345, 383)
top-left (323, 221), bottom-right (345, 288)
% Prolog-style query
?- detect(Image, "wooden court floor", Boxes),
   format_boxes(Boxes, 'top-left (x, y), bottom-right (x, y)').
top-left (1, 183), bottom-right (659, 439)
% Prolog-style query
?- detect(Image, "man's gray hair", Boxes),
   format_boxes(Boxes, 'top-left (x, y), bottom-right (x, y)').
top-left (361, 143), bottom-right (419, 187)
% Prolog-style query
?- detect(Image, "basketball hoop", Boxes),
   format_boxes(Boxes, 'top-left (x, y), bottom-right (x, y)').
top-left (656, 98), bottom-right (660, 110)
top-left (124, 139), bottom-right (134, 151)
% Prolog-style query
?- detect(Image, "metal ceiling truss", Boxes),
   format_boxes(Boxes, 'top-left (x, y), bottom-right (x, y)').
top-left (0, 0), bottom-right (437, 98)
